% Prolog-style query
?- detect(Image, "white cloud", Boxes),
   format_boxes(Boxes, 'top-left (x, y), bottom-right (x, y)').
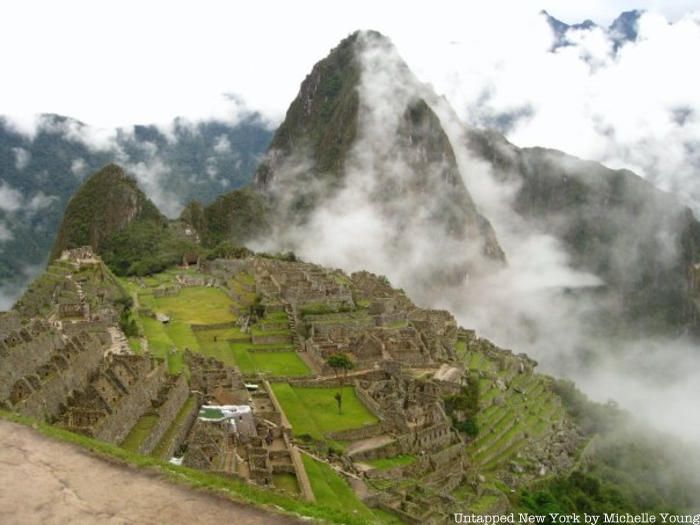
top-left (0, 223), bottom-right (13, 242)
top-left (70, 158), bottom-right (87, 177)
top-left (0, 1), bottom-right (693, 127)
top-left (0, 182), bottom-right (57, 217)
top-left (1, 3), bottom-right (697, 216)
top-left (213, 134), bottom-right (231, 154)
top-left (0, 183), bottom-right (22, 213)
top-left (127, 158), bottom-right (182, 217)
top-left (12, 147), bottom-right (30, 170)
top-left (403, 10), bottom-right (700, 213)
top-left (27, 192), bottom-right (57, 212)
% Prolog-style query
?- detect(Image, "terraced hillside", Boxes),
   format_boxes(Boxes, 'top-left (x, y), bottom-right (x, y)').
top-left (2, 248), bottom-right (635, 524)
top-left (451, 331), bottom-right (579, 512)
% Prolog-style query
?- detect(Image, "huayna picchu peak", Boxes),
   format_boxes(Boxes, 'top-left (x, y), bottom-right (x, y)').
top-left (251, 30), bottom-right (505, 298)
top-left (2, 21), bottom-right (700, 525)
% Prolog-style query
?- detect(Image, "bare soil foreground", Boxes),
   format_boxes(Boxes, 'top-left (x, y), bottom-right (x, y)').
top-left (0, 420), bottom-right (303, 525)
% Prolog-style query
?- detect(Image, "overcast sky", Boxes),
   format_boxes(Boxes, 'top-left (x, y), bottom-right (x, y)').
top-left (0, 0), bottom-right (696, 126)
top-left (2, 0), bottom-right (700, 208)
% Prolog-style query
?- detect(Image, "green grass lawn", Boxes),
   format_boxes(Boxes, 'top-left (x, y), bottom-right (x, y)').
top-left (271, 384), bottom-right (378, 440)
top-left (194, 327), bottom-right (249, 367)
top-left (154, 287), bottom-right (235, 324)
top-left (365, 454), bottom-right (416, 470)
top-left (231, 344), bottom-right (257, 371)
top-left (120, 414), bottom-right (159, 452)
top-left (301, 455), bottom-right (377, 521)
top-left (231, 348), bottom-right (311, 377)
top-left (272, 473), bottom-right (300, 495)
top-left (196, 338), bottom-right (238, 367)
top-left (250, 324), bottom-right (292, 336)
top-left (164, 321), bottom-right (201, 351)
top-left (228, 274), bottom-right (257, 303)
top-left (142, 276), bottom-right (162, 287)
top-left (138, 292), bottom-right (157, 310)
top-left (138, 317), bottom-right (185, 373)
top-left (128, 337), bottom-right (142, 353)
top-left (195, 326), bottom-right (250, 343)
top-left (265, 311), bottom-right (289, 321)
top-left (141, 317), bottom-right (173, 355)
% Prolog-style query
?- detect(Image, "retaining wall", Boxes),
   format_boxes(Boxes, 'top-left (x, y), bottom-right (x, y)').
top-left (93, 363), bottom-right (167, 444)
top-left (139, 375), bottom-right (190, 455)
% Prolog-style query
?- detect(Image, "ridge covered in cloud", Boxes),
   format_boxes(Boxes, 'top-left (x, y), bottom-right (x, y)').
top-left (404, 9), bottom-right (700, 213)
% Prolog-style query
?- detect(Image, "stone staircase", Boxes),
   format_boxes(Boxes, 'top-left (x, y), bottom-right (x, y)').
top-left (106, 326), bottom-right (130, 356)
top-left (284, 304), bottom-right (304, 352)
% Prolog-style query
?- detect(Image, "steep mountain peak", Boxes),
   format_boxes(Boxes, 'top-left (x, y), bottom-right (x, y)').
top-left (50, 164), bottom-right (164, 260)
top-left (254, 30), bottom-right (415, 190)
top-left (253, 30), bottom-right (504, 293)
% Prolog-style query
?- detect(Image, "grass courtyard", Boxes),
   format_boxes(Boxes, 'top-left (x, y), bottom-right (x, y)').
top-left (150, 287), bottom-right (235, 325)
top-left (231, 346), bottom-right (311, 377)
top-left (122, 271), bottom-right (311, 377)
top-left (271, 384), bottom-right (378, 440)
top-left (123, 272), bottom-right (238, 372)
top-left (192, 328), bottom-right (311, 376)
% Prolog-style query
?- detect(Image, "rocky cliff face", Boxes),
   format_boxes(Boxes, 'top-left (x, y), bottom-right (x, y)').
top-left (466, 128), bottom-right (700, 332)
top-left (50, 164), bottom-right (165, 259)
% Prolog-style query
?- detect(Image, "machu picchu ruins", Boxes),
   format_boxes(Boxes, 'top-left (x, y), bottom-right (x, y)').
top-left (0, 246), bottom-right (588, 523)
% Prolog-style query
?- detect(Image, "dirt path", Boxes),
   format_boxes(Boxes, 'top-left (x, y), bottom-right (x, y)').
top-left (0, 420), bottom-right (303, 525)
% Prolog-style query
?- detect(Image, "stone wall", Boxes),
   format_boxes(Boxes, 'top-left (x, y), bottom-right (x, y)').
top-left (14, 333), bottom-right (105, 421)
top-left (409, 421), bottom-right (454, 453)
top-left (61, 320), bottom-right (111, 337)
top-left (153, 286), bottom-right (180, 298)
top-left (182, 420), bottom-right (228, 470)
top-left (138, 374), bottom-right (190, 455)
top-left (203, 258), bottom-right (251, 281)
top-left (247, 347), bottom-right (295, 354)
top-left (354, 382), bottom-right (386, 421)
top-left (190, 321), bottom-right (237, 332)
top-left (251, 333), bottom-right (292, 345)
top-left (289, 443), bottom-right (315, 502)
top-left (350, 438), bottom-right (402, 461)
top-left (158, 395), bottom-right (200, 459)
top-left (93, 360), bottom-right (167, 444)
top-left (58, 303), bottom-right (84, 319)
top-left (262, 381), bottom-right (291, 431)
top-left (327, 422), bottom-right (385, 441)
top-left (0, 324), bottom-right (61, 401)
top-left (425, 441), bottom-right (465, 469)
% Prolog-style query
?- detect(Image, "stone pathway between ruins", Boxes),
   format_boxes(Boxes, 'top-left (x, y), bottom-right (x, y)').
top-left (0, 420), bottom-right (303, 525)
